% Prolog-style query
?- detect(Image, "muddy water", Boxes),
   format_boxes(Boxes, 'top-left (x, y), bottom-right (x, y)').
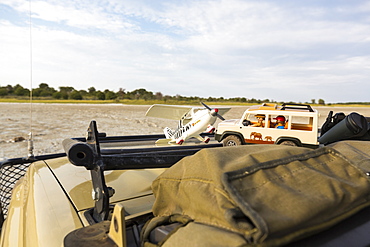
top-left (1, 103), bottom-right (370, 159)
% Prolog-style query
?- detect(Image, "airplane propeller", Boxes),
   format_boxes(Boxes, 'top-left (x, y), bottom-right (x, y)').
top-left (201, 102), bottom-right (226, 121)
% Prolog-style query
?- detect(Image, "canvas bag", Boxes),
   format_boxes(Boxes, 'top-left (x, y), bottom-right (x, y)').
top-left (141, 141), bottom-right (370, 247)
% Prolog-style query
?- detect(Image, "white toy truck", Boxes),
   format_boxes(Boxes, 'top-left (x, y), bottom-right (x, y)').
top-left (215, 103), bottom-right (319, 147)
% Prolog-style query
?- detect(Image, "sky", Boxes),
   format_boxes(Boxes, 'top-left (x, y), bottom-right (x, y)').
top-left (0, 0), bottom-right (370, 103)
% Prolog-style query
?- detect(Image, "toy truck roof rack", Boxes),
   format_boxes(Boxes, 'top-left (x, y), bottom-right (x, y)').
top-left (247, 103), bottom-right (315, 112)
top-left (281, 103), bottom-right (315, 112)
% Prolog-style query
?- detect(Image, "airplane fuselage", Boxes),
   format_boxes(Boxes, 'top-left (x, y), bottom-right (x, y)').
top-left (146, 103), bottom-right (230, 145)
top-left (169, 109), bottom-right (216, 144)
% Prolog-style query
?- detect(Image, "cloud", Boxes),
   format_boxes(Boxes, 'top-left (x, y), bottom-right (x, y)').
top-left (1, 0), bottom-right (370, 102)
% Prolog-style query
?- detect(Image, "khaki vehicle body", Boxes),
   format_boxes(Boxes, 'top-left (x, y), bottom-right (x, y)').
top-left (2, 117), bottom-right (370, 246)
top-left (0, 120), bottom-right (221, 246)
top-left (0, 156), bottom-right (163, 246)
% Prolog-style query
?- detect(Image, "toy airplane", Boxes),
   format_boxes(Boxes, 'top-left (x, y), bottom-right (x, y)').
top-left (146, 102), bottom-right (230, 144)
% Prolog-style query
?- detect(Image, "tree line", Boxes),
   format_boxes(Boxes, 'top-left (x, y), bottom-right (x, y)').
top-left (0, 83), bottom-right (329, 105)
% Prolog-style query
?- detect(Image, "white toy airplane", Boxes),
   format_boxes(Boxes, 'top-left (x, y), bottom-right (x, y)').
top-left (145, 102), bottom-right (230, 144)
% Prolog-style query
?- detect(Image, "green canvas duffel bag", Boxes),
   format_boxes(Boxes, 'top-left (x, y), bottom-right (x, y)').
top-left (142, 141), bottom-right (370, 247)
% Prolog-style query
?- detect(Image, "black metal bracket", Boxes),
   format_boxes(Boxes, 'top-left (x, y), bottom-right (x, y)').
top-left (62, 120), bottom-right (222, 223)
top-left (85, 121), bottom-right (114, 222)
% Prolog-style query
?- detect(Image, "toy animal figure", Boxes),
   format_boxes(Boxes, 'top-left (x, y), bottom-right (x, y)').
top-left (250, 132), bottom-right (263, 140)
top-left (265, 136), bottom-right (273, 142)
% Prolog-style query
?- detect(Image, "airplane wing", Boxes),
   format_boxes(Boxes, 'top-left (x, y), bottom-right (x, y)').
top-left (146, 104), bottom-right (231, 120)
top-left (145, 104), bottom-right (196, 120)
top-left (217, 108), bottom-right (231, 117)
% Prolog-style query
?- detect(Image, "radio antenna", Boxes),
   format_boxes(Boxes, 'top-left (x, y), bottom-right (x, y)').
top-left (27, 0), bottom-right (34, 159)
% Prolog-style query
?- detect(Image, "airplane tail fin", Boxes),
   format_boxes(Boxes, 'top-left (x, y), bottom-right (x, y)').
top-left (163, 127), bottom-right (174, 139)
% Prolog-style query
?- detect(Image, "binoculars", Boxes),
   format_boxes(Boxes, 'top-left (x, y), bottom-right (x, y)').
top-left (319, 111), bottom-right (370, 145)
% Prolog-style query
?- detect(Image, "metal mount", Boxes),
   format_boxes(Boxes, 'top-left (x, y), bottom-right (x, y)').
top-left (86, 121), bottom-right (114, 222)
top-left (63, 120), bottom-right (222, 223)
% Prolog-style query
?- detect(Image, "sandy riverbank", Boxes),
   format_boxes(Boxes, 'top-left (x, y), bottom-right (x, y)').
top-left (1, 103), bottom-right (370, 159)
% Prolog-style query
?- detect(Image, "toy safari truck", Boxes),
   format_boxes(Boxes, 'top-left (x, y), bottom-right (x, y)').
top-left (215, 103), bottom-right (319, 147)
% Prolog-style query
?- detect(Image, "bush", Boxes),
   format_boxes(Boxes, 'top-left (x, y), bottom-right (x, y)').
top-left (69, 91), bottom-right (82, 100)
top-left (0, 88), bottom-right (8, 96)
top-left (96, 91), bottom-right (105, 100)
top-left (53, 92), bottom-right (62, 99)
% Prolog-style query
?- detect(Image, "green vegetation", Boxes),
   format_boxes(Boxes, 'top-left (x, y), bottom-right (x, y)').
top-left (1, 83), bottom-right (368, 106)
top-left (0, 83), bottom-right (277, 105)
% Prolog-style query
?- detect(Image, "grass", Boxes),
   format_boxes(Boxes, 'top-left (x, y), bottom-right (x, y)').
top-left (0, 98), bottom-right (155, 104)
top-left (1, 98), bottom-right (370, 107)
top-left (0, 98), bottom-right (255, 106)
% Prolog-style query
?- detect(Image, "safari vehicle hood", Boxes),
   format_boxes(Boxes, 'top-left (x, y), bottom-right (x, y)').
top-left (0, 156), bottom-right (165, 247)
top-left (0, 120), bottom-right (221, 247)
top-left (45, 156), bottom-right (164, 212)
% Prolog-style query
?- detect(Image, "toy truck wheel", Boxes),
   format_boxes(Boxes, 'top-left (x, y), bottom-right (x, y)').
top-left (222, 135), bottom-right (242, 146)
top-left (279, 140), bottom-right (297, 146)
